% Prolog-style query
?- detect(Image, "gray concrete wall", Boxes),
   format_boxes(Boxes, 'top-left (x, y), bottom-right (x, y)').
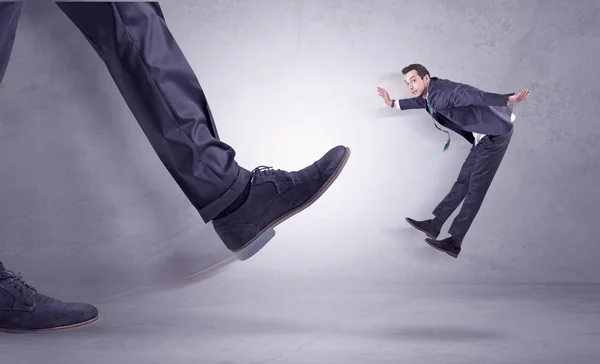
top-left (0, 0), bottom-right (598, 301)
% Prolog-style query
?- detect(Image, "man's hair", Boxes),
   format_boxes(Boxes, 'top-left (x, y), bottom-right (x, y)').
top-left (402, 64), bottom-right (430, 79)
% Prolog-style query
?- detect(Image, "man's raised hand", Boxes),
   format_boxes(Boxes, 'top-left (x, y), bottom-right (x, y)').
top-left (377, 87), bottom-right (393, 107)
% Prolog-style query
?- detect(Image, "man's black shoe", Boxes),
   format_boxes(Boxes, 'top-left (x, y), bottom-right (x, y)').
top-left (405, 217), bottom-right (441, 239)
top-left (213, 145), bottom-right (351, 261)
top-left (0, 267), bottom-right (99, 332)
top-left (424, 236), bottom-right (461, 258)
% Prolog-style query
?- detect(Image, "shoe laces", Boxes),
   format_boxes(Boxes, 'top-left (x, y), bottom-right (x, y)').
top-left (251, 165), bottom-right (278, 176)
top-left (0, 270), bottom-right (37, 296)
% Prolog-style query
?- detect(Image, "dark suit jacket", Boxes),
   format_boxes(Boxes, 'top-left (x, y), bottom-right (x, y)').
top-left (398, 77), bottom-right (515, 143)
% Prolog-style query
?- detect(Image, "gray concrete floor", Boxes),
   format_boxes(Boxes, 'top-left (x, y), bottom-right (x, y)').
top-left (2, 263), bottom-right (599, 363)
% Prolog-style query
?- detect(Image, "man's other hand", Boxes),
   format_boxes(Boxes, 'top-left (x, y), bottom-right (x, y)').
top-left (508, 89), bottom-right (531, 105)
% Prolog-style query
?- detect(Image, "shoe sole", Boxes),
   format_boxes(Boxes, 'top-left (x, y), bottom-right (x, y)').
top-left (0, 314), bottom-right (99, 333)
top-left (424, 238), bottom-right (459, 258)
top-left (405, 218), bottom-right (438, 239)
top-left (233, 146), bottom-right (352, 261)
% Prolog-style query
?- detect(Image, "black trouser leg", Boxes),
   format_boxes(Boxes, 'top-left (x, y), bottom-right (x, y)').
top-left (447, 128), bottom-right (514, 242)
top-left (0, 1), bottom-right (22, 85)
top-left (432, 143), bottom-right (478, 224)
top-left (0, 2), bottom-right (23, 269)
top-left (55, 2), bottom-right (251, 222)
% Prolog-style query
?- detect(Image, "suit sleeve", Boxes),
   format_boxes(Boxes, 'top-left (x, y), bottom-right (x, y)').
top-left (433, 89), bottom-right (513, 110)
top-left (396, 97), bottom-right (427, 110)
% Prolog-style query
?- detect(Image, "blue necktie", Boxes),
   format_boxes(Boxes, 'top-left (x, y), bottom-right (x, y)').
top-left (427, 103), bottom-right (451, 152)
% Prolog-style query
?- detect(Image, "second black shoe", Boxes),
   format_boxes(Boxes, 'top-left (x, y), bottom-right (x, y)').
top-left (212, 145), bottom-right (351, 261)
top-left (405, 217), bottom-right (441, 239)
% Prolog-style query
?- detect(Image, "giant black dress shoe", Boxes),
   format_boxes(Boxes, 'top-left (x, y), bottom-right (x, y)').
top-left (213, 145), bottom-right (351, 261)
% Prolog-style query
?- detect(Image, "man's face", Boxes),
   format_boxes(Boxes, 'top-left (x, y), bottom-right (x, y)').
top-left (403, 70), bottom-right (429, 97)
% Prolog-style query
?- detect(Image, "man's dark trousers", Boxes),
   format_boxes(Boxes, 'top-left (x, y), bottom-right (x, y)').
top-left (432, 127), bottom-right (514, 243)
top-left (0, 2), bottom-right (251, 225)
